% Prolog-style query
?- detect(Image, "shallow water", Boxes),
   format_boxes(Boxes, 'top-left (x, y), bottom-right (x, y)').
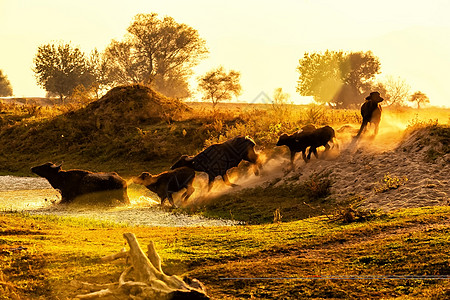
top-left (0, 176), bottom-right (238, 227)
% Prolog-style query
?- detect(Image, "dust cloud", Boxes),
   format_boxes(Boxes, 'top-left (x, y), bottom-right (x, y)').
top-left (180, 109), bottom-right (449, 211)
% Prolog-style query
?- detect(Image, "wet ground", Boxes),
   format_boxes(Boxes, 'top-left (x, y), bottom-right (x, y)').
top-left (0, 176), bottom-right (238, 227)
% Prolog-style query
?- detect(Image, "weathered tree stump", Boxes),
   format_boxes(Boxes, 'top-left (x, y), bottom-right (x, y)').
top-left (73, 233), bottom-right (209, 300)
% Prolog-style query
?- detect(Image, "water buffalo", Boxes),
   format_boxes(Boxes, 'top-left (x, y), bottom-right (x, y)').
top-left (276, 125), bottom-right (316, 168)
top-left (277, 125), bottom-right (335, 169)
top-left (355, 91), bottom-right (384, 139)
top-left (133, 167), bottom-right (195, 207)
top-left (171, 136), bottom-right (261, 190)
top-left (31, 162), bottom-right (129, 205)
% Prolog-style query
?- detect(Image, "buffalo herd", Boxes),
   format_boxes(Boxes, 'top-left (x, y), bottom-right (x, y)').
top-left (31, 92), bottom-right (382, 207)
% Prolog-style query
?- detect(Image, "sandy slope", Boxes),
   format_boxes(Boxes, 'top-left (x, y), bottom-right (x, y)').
top-left (271, 125), bottom-right (449, 211)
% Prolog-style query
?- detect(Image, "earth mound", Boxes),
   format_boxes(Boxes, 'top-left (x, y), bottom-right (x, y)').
top-left (74, 84), bottom-right (189, 126)
top-left (398, 125), bottom-right (450, 163)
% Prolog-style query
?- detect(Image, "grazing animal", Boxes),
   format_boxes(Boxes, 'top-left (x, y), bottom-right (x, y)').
top-left (276, 125), bottom-right (317, 168)
top-left (31, 162), bottom-right (129, 205)
top-left (133, 167), bottom-right (195, 207)
top-left (355, 91), bottom-right (384, 139)
top-left (277, 125), bottom-right (336, 168)
top-left (171, 136), bottom-right (261, 190)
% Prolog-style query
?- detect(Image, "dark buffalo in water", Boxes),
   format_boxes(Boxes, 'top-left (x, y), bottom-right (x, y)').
top-left (277, 125), bottom-right (336, 169)
top-left (31, 162), bottom-right (129, 205)
top-left (171, 136), bottom-right (261, 190)
top-left (133, 167), bottom-right (195, 207)
top-left (355, 91), bottom-right (384, 139)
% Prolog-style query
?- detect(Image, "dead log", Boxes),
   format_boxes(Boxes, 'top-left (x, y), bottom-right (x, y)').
top-left (100, 247), bottom-right (127, 262)
top-left (74, 232), bottom-right (209, 300)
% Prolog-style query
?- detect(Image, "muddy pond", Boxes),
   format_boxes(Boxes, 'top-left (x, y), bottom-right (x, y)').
top-left (0, 176), bottom-right (238, 227)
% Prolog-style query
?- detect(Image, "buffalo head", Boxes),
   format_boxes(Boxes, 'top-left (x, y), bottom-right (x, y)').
top-left (276, 133), bottom-right (290, 146)
top-left (133, 172), bottom-right (157, 186)
top-left (31, 162), bottom-right (62, 178)
top-left (365, 91), bottom-right (384, 103)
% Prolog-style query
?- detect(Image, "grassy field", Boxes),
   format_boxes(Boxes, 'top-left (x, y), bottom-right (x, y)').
top-left (0, 206), bottom-right (449, 299)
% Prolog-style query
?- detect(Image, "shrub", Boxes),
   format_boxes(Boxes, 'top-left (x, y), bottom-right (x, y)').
top-left (374, 173), bottom-right (408, 193)
top-left (303, 171), bottom-right (332, 200)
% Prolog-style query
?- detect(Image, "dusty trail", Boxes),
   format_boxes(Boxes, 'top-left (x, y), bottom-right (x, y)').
top-left (200, 122), bottom-right (449, 211)
top-left (293, 126), bottom-right (449, 211)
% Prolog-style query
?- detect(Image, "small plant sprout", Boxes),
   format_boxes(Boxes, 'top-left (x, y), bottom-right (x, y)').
top-left (273, 208), bottom-right (282, 224)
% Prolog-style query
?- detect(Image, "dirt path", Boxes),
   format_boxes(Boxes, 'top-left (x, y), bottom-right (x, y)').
top-left (271, 126), bottom-right (449, 211)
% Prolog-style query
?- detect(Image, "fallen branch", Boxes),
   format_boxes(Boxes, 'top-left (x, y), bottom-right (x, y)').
top-left (74, 233), bottom-right (209, 300)
top-left (100, 248), bottom-right (127, 262)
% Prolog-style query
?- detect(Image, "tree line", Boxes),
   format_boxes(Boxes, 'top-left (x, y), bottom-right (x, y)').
top-left (0, 12), bottom-right (429, 109)
top-left (296, 50), bottom-right (429, 108)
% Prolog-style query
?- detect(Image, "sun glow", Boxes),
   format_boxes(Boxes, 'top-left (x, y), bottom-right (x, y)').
top-left (1, 0), bottom-right (449, 107)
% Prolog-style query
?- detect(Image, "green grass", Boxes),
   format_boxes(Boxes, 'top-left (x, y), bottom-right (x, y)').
top-left (0, 206), bottom-right (449, 299)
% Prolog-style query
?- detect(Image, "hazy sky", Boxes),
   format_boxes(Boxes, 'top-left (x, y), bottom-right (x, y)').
top-left (1, 0), bottom-right (449, 106)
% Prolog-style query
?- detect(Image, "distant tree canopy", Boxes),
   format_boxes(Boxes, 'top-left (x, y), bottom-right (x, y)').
top-left (409, 91), bottom-right (430, 109)
top-left (198, 66), bottom-right (242, 107)
top-left (33, 43), bottom-right (96, 102)
top-left (296, 50), bottom-right (381, 108)
top-left (0, 69), bottom-right (13, 96)
top-left (103, 13), bottom-right (208, 98)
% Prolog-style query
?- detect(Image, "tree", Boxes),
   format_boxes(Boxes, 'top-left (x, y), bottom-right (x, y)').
top-left (198, 66), bottom-right (241, 107)
top-left (409, 91), bottom-right (430, 109)
top-left (33, 43), bottom-right (95, 102)
top-left (272, 87), bottom-right (291, 116)
top-left (104, 13), bottom-right (208, 98)
top-left (87, 49), bottom-right (110, 99)
top-left (382, 76), bottom-right (411, 107)
top-left (0, 69), bottom-right (13, 96)
top-left (103, 40), bottom-right (141, 86)
top-left (273, 87), bottom-right (291, 106)
top-left (296, 50), bottom-right (381, 108)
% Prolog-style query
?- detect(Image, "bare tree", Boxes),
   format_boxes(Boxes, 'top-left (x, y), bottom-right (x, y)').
top-left (87, 49), bottom-right (110, 99)
top-left (272, 87), bottom-right (292, 116)
top-left (197, 66), bottom-right (241, 108)
top-left (103, 40), bottom-right (142, 86)
top-left (409, 91), bottom-right (430, 109)
top-left (382, 76), bottom-right (411, 107)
